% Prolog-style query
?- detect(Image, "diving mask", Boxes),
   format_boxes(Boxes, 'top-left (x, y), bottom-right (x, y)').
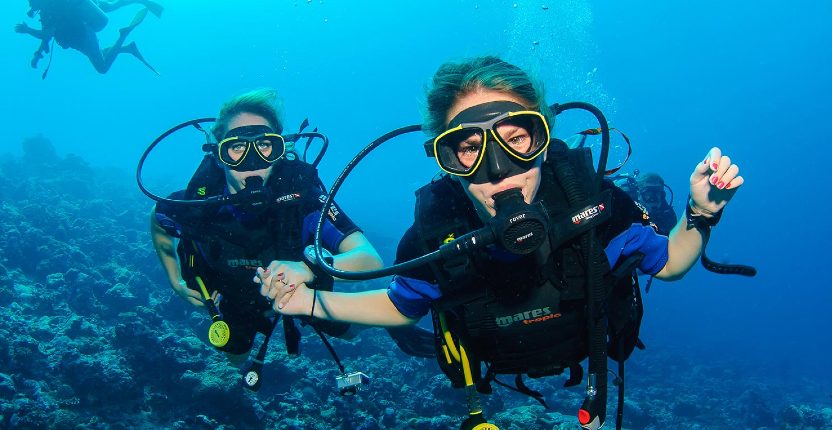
top-left (639, 186), bottom-right (665, 205)
top-left (215, 125), bottom-right (285, 171)
top-left (425, 101), bottom-right (551, 184)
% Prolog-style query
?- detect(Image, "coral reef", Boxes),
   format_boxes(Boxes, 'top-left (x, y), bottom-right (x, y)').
top-left (0, 136), bottom-right (829, 429)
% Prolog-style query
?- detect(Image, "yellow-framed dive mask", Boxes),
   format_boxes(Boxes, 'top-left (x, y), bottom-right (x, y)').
top-left (425, 101), bottom-right (551, 184)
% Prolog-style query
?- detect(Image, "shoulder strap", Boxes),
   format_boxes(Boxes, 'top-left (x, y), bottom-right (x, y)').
top-left (414, 175), bottom-right (479, 292)
top-left (185, 155), bottom-right (226, 199)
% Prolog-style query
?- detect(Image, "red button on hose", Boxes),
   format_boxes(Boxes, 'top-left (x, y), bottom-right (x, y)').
top-left (578, 408), bottom-right (591, 425)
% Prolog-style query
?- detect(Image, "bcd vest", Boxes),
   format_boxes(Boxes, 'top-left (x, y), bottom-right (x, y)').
top-left (414, 142), bottom-right (645, 393)
top-left (159, 156), bottom-right (326, 313)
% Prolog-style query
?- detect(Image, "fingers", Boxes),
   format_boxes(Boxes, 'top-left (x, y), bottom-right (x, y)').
top-left (692, 147), bottom-right (744, 190)
top-left (692, 147), bottom-right (721, 184)
top-left (277, 283), bottom-right (300, 310)
top-left (710, 153), bottom-right (744, 190)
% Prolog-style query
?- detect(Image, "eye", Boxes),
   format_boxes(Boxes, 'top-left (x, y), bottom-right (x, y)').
top-left (500, 127), bottom-right (532, 154)
top-left (229, 142), bottom-right (247, 153)
top-left (256, 140), bottom-right (272, 151)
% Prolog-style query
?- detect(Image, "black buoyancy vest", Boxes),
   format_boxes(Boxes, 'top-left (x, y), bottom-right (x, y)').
top-left (414, 142), bottom-right (644, 389)
top-left (163, 156), bottom-right (323, 310)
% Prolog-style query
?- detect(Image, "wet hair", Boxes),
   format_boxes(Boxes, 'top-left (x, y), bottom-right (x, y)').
top-left (212, 89), bottom-right (283, 142)
top-left (638, 172), bottom-right (666, 188)
top-left (424, 56), bottom-right (550, 136)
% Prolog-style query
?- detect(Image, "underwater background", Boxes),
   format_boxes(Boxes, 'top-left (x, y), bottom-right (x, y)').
top-left (1, 0), bottom-right (831, 429)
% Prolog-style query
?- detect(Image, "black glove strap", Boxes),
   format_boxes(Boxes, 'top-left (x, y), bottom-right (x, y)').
top-left (685, 196), bottom-right (723, 231)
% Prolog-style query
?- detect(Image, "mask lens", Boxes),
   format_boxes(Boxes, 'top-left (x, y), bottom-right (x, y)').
top-left (218, 134), bottom-right (285, 166)
top-left (219, 138), bottom-right (248, 165)
top-left (255, 134), bottom-right (285, 162)
top-left (641, 187), bottom-right (663, 203)
top-left (434, 128), bottom-right (484, 174)
top-left (494, 113), bottom-right (548, 160)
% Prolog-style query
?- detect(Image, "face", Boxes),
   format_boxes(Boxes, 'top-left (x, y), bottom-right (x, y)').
top-left (446, 89), bottom-right (543, 220)
top-left (222, 112), bottom-right (274, 194)
top-left (639, 186), bottom-right (665, 213)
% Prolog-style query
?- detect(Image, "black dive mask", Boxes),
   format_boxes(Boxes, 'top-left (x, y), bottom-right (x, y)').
top-left (431, 101), bottom-right (550, 185)
top-left (217, 125), bottom-right (285, 172)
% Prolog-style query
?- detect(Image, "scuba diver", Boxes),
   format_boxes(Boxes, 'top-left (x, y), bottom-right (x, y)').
top-left (146, 89), bottom-right (433, 391)
top-left (14, 0), bottom-right (163, 78)
top-left (610, 171), bottom-right (678, 236)
top-left (257, 56), bottom-right (753, 429)
top-left (635, 172), bottom-right (678, 236)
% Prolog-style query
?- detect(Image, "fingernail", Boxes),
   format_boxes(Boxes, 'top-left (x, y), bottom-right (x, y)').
top-left (711, 163), bottom-right (719, 170)
top-left (276, 272), bottom-right (284, 278)
top-left (277, 303), bottom-right (284, 309)
top-left (711, 176), bottom-right (718, 185)
top-left (725, 183), bottom-right (732, 189)
top-left (703, 159), bottom-right (708, 165)
top-left (288, 284), bottom-right (295, 289)
top-left (717, 181), bottom-right (725, 189)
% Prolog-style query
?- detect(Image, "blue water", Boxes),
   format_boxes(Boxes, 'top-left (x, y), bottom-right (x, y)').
top-left (2, 0), bottom-right (831, 428)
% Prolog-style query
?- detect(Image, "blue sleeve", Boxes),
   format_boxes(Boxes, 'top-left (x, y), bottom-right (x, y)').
top-left (301, 210), bottom-right (359, 251)
top-left (604, 223), bottom-right (669, 275)
top-left (386, 275), bottom-right (441, 319)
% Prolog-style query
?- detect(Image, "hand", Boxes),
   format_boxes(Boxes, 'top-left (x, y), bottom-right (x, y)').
top-left (172, 279), bottom-right (205, 308)
top-left (14, 23), bottom-right (31, 34)
top-left (252, 260), bottom-right (314, 289)
top-left (689, 147), bottom-right (744, 215)
top-left (256, 267), bottom-right (314, 316)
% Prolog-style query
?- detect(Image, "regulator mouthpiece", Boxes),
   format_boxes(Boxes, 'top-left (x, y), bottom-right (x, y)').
top-left (491, 188), bottom-right (548, 254)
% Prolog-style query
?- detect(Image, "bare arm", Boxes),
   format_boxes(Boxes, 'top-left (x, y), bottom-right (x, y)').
top-left (332, 231), bottom-right (384, 273)
top-left (262, 280), bottom-right (417, 327)
top-left (149, 207), bottom-right (204, 307)
top-left (655, 147), bottom-right (744, 280)
top-left (14, 23), bottom-right (51, 40)
top-left (654, 214), bottom-right (705, 280)
top-left (255, 231), bottom-right (384, 288)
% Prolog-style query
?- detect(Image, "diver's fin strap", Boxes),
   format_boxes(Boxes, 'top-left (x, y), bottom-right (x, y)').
top-left (547, 190), bottom-right (613, 251)
top-left (283, 316), bottom-right (301, 355)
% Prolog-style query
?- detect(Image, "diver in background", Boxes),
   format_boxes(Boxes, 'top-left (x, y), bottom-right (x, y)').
top-left (611, 171), bottom-right (678, 236)
top-left (637, 172), bottom-right (678, 236)
top-left (14, 0), bottom-right (163, 76)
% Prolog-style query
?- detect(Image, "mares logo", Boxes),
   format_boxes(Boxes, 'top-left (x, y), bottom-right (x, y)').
top-left (274, 193), bottom-right (301, 204)
top-left (572, 203), bottom-right (605, 225)
top-left (495, 307), bottom-right (562, 328)
top-left (318, 195), bottom-right (341, 220)
top-left (227, 258), bottom-right (264, 269)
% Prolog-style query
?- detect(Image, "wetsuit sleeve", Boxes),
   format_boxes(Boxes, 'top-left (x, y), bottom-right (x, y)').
top-left (386, 224), bottom-right (441, 319)
top-left (300, 188), bottom-right (361, 251)
top-left (601, 181), bottom-right (669, 275)
top-left (153, 190), bottom-right (187, 238)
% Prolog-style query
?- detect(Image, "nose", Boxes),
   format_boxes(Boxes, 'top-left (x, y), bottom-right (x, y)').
top-left (485, 133), bottom-right (511, 182)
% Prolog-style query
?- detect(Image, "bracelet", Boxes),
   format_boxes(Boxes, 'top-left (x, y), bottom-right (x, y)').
top-left (310, 289), bottom-right (317, 318)
top-left (685, 196), bottom-right (723, 231)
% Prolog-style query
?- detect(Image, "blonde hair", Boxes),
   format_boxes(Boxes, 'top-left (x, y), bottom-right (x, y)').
top-left (212, 88), bottom-right (283, 141)
top-left (424, 56), bottom-right (550, 135)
